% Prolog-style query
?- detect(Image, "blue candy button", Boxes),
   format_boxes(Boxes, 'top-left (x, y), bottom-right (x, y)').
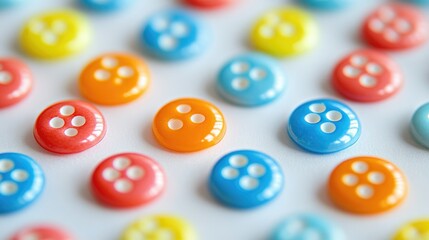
top-left (408, 0), bottom-right (429, 6)
top-left (300, 0), bottom-right (353, 9)
top-left (411, 103), bottom-right (429, 148)
top-left (209, 150), bottom-right (284, 209)
top-left (80, 0), bottom-right (133, 11)
top-left (0, 0), bottom-right (23, 8)
top-left (0, 152), bottom-right (44, 214)
top-left (287, 99), bottom-right (361, 154)
top-left (217, 53), bottom-right (286, 107)
top-left (140, 10), bottom-right (209, 60)
top-left (271, 214), bottom-right (345, 240)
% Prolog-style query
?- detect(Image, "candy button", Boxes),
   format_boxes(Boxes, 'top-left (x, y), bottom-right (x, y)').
top-left (0, 58), bottom-right (32, 108)
top-left (80, 0), bottom-right (133, 11)
top-left (250, 8), bottom-right (318, 57)
top-left (10, 225), bottom-right (72, 240)
top-left (0, 152), bottom-right (44, 214)
top-left (79, 53), bottom-right (150, 105)
top-left (409, 0), bottom-right (429, 6)
top-left (328, 156), bottom-right (407, 214)
top-left (362, 4), bottom-right (429, 50)
top-left (217, 53), bottom-right (286, 106)
top-left (152, 98), bottom-right (226, 152)
top-left (33, 100), bottom-right (107, 154)
top-left (209, 150), bottom-right (283, 209)
top-left (288, 99), bottom-right (361, 154)
top-left (332, 49), bottom-right (403, 102)
top-left (393, 219), bottom-right (429, 240)
top-left (270, 214), bottom-right (345, 240)
top-left (0, 0), bottom-right (24, 8)
top-left (183, 0), bottom-right (233, 8)
top-left (410, 102), bottom-right (429, 148)
top-left (20, 10), bottom-right (91, 59)
top-left (91, 153), bottom-right (165, 208)
top-left (300, 0), bottom-right (352, 10)
top-left (140, 10), bottom-right (209, 60)
top-left (121, 215), bottom-right (197, 240)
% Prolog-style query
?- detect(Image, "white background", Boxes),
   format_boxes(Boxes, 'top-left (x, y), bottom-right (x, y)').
top-left (1, 0), bottom-right (429, 239)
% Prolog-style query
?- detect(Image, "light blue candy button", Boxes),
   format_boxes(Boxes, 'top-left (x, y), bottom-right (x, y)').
top-left (209, 150), bottom-right (284, 209)
top-left (0, 152), bottom-right (45, 214)
top-left (140, 9), bottom-right (209, 60)
top-left (217, 53), bottom-right (286, 107)
top-left (288, 99), bottom-right (361, 154)
top-left (300, 0), bottom-right (353, 9)
top-left (411, 103), bottom-right (429, 148)
top-left (80, 0), bottom-right (133, 12)
top-left (271, 214), bottom-right (345, 240)
top-left (408, 0), bottom-right (429, 6)
top-left (0, 0), bottom-right (24, 8)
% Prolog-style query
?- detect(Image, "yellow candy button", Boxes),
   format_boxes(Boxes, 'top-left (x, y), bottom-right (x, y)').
top-left (20, 10), bottom-right (91, 59)
top-left (121, 215), bottom-right (197, 240)
top-left (250, 8), bottom-right (318, 57)
top-left (394, 219), bottom-right (429, 240)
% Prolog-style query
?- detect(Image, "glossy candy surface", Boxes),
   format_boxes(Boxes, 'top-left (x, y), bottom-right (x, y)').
top-left (411, 103), bottom-right (429, 148)
top-left (288, 99), bottom-right (361, 154)
top-left (183, 0), bottom-right (233, 8)
top-left (20, 10), bottom-right (91, 59)
top-left (393, 219), bottom-right (429, 240)
top-left (362, 4), bottom-right (429, 50)
top-left (80, 0), bottom-right (133, 11)
top-left (251, 8), bottom-right (318, 57)
top-left (217, 53), bottom-right (286, 106)
top-left (79, 53), bottom-right (150, 105)
top-left (91, 153), bottom-right (166, 208)
top-left (332, 49), bottom-right (402, 102)
top-left (300, 0), bottom-right (353, 10)
top-left (34, 100), bottom-right (107, 154)
top-left (153, 98), bottom-right (226, 152)
top-left (209, 150), bottom-right (284, 209)
top-left (140, 10), bottom-right (208, 60)
top-left (121, 215), bottom-right (197, 240)
top-left (271, 214), bottom-right (345, 240)
top-left (0, 152), bottom-right (44, 214)
top-left (10, 225), bottom-right (72, 240)
top-left (328, 156), bottom-right (407, 214)
top-left (0, 58), bottom-right (32, 108)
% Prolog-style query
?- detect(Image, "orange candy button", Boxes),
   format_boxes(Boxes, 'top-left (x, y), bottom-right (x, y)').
top-left (153, 98), bottom-right (226, 152)
top-left (328, 156), bottom-right (407, 214)
top-left (79, 53), bottom-right (150, 105)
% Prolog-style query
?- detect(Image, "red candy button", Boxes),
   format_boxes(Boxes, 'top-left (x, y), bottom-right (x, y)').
top-left (10, 225), bottom-right (72, 240)
top-left (362, 4), bottom-right (429, 50)
top-left (0, 58), bottom-right (32, 108)
top-left (91, 153), bottom-right (166, 208)
top-left (183, 0), bottom-right (233, 8)
top-left (332, 49), bottom-right (403, 102)
top-left (33, 100), bottom-right (107, 154)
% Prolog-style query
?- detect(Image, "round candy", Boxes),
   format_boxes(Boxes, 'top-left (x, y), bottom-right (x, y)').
top-left (209, 150), bottom-right (284, 209)
top-left (91, 153), bottom-right (166, 208)
top-left (20, 10), bottom-right (91, 59)
top-left (0, 58), bottom-right (32, 108)
top-left (328, 156), bottom-right (407, 214)
top-left (10, 225), bottom-right (72, 240)
top-left (300, 0), bottom-right (353, 10)
top-left (270, 214), bottom-right (345, 240)
top-left (393, 219), bottom-right (429, 240)
top-left (362, 4), bottom-right (429, 50)
top-left (122, 215), bottom-right (197, 240)
top-left (250, 8), bottom-right (318, 57)
top-left (332, 49), bottom-right (403, 102)
top-left (152, 98), bottom-right (226, 152)
top-left (0, 0), bottom-right (24, 8)
top-left (33, 100), bottom-right (107, 154)
top-left (411, 102), bottom-right (429, 148)
top-left (217, 53), bottom-right (286, 106)
top-left (287, 99), bottom-right (361, 154)
top-left (80, 0), bottom-right (133, 11)
top-left (183, 0), bottom-right (233, 8)
top-left (79, 53), bottom-right (150, 105)
top-left (0, 152), bottom-right (44, 214)
top-left (140, 10), bottom-right (209, 60)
